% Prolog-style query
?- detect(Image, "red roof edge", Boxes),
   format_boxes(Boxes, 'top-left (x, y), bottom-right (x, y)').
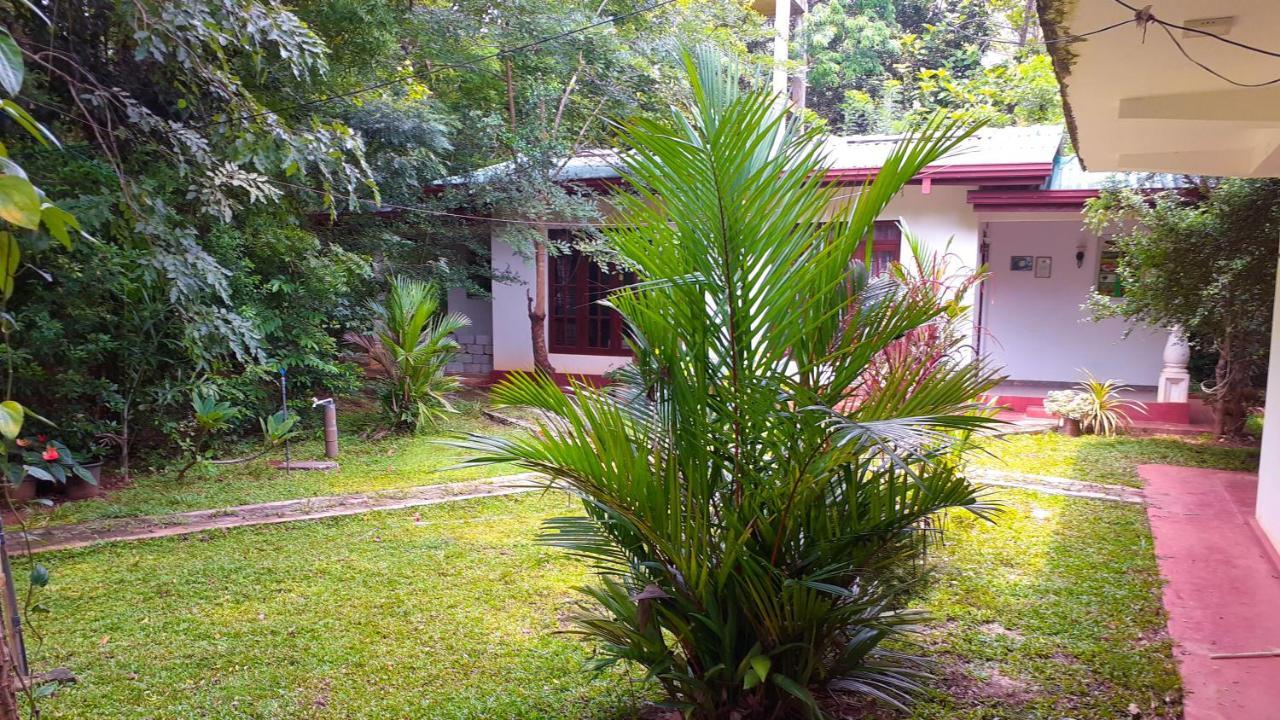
top-left (967, 188), bottom-right (1098, 212)
top-left (825, 162), bottom-right (1056, 187)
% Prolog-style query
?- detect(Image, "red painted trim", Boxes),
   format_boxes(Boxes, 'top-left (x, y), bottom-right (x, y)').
top-left (824, 162), bottom-right (1056, 187)
top-left (967, 188), bottom-right (1099, 212)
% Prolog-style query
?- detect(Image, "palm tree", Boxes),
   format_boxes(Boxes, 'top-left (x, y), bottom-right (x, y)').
top-left (458, 49), bottom-right (1003, 718)
top-left (346, 277), bottom-right (470, 431)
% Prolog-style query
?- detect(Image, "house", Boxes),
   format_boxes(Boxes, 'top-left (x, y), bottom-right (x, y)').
top-left (1037, 0), bottom-right (1280, 716)
top-left (447, 124), bottom-right (1191, 421)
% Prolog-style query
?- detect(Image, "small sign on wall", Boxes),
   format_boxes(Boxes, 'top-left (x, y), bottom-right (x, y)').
top-left (1010, 255), bottom-right (1033, 271)
top-left (1035, 256), bottom-right (1052, 278)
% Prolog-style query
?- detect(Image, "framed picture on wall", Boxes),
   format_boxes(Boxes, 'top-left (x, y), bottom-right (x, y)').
top-left (1010, 255), bottom-right (1033, 271)
top-left (1035, 256), bottom-right (1052, 278)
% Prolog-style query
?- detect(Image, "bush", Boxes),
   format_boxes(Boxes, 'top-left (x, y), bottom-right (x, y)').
top-left (346, 277), bottom-right (469, 432)
top-left (461, 50), bottom-right (1001, 718)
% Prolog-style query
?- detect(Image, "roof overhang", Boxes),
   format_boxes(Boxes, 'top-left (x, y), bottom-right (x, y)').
top-left (1039, 0), bottom-right (1280, 176)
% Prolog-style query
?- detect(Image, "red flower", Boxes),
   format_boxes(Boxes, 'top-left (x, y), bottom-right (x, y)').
top-left (41, 446), bottom-right (59, 462)
top-left (36, 435), bottom-right (47, 443)
top-left (14, 439), bottom-right (29, 448)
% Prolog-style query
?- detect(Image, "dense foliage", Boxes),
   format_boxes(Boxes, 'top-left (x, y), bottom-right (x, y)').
top-left (462, 51), bottom-right (1002, 718)
top-left (1085, 180), bottom-right (1280, 436)
top-left (0, 0), bottom-right (762, 458)
top-left (802, 0), bottom-right (1062, 133)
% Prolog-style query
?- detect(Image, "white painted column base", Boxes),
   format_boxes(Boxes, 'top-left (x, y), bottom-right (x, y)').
top-left (1157, 329), bottom-right (1191, 403)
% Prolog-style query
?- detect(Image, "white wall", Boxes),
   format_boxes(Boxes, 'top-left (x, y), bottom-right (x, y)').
top-left (1255, 247), bottom-right (1280, 552)
top-left (489, 233), bottom-right (631, 376)
top-left (446, 288), bottom-right (492, 336)
top-left (979, 219), bottom-right (1167, 385)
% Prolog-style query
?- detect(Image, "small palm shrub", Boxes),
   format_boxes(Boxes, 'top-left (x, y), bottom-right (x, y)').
top-left (346, 277), bottom-right (470, 432)
top-left (460, 50), bottom-right (1002, 718)
top-left (1076, 373), bottom-right (1147, 436)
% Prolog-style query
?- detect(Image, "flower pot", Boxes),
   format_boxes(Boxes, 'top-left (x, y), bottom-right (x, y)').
top-left (1060, 417), bottom-right (1082, 437)
top-left (63, 462), bottom-right (104, 501)
top-left (3, 476), bottom-right (38, 506)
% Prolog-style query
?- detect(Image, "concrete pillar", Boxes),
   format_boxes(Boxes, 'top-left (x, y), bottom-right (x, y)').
top-left (771, 0), bottom-right (791, 99)
top-left (1157, 328), bottom-right (1191, 403)
top-left (1256, 242), bottom-right (1280, 551)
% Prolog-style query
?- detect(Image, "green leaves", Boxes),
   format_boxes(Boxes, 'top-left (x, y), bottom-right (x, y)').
top-left (0, 29), bottom-right (23, 96)
top-left (0, 175), bottom-right (40, 229)
top-left (0, 231), bottom-right (19, 300)
top-left (459, 49), bottom-right (1002, 719)
top-left (0, 400), bottom-right (23, 439)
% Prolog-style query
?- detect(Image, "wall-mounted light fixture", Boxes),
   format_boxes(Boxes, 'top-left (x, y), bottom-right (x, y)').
top-left (1076, 239), bottom-right (1087, 269)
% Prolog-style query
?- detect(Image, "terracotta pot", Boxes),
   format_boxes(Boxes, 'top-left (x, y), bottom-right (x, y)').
top-left (63, 462), bottom-right (104, 501)
top-left (1060, 417), bottom-right (1082, 437)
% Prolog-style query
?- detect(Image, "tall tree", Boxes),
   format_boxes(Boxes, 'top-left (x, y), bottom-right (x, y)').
top-left (1085, 180), bottom-right (1280, 437)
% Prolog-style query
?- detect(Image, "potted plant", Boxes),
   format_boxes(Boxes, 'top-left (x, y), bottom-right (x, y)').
top-left (4, 435), bottom-right (97, 505)
top-left (1043, 390), bottom-right (1091, 436)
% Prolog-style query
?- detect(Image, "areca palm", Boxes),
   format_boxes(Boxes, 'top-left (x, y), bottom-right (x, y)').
top-left (459, 49), bottom-right (1003, 718)
top-left (346, 277), bottom-right (469, 431)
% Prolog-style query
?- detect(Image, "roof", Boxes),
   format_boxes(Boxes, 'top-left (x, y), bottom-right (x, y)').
top-left (438, 125), bottom-right (1067, 187)
top-left (1046, 155), bottom-right (1185, 191)
top-left (435, 126), bottom-right (1183, 200)
top-left (823, 125), bottom-right (1063, 171)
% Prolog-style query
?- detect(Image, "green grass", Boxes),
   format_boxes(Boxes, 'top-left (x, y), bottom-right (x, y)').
top-left (26, 493), bottom-right (649, 720)
top-left (972, 431), bottom-right (1259, 487)
top-left (25, 405), bottom-right (521, 527)
top-left (908, 489), bottom-right (1180, 719)
top-left (25, 488), bottom-right (1178, 719)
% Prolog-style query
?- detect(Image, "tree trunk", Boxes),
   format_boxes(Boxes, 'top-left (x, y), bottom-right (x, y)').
top-left (528, 241), bottom-right (555, 375)
top-left (1212, 333), bottom-right (1249, 437)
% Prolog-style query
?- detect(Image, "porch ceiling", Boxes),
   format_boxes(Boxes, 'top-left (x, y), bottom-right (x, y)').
top-left (1040, 0), bottom-right (1280, 176)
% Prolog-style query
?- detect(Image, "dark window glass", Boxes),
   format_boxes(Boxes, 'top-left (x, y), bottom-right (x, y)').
top-left (547, 230), bottom-right (633, 355)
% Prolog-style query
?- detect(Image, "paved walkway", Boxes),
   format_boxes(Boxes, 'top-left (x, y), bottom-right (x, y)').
top-left (10, 467), bottom-right (1144, 555)
top-left (13, 473), bottom-right (543, 555)
top-left (1141, 465), bottom-right (1280, 720)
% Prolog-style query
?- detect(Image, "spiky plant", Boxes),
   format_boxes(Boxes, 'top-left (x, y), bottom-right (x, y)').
top-left (1076, 372), bottom-right (1147, 436)
top-left (458, 49), bottom-right (1003, 719)
top-left (346, 277), bottom-right (470, 431)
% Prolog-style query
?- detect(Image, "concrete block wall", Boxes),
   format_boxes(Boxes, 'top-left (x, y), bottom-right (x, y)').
top-left (447, 333), bottom-right (493, 375)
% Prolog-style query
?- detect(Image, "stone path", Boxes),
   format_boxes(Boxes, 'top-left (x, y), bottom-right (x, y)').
top-left (11, 466), bottom-right (1143, 555)
top-left (13, 473), bottom-right (543, 555)
top-left (969, 468), bottom-right (1145, 504)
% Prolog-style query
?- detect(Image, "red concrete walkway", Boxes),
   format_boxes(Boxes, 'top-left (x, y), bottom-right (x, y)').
top-left (1140, 465), bottom-right (1280, 720)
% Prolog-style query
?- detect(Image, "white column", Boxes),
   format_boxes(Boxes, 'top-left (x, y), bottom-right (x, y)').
top-left (1157, 328), bottom-right (1191, 403)
top-left (1256, 243), bottom-right (1280, 551)
top-left (771, 0), bottom-right (791, 99)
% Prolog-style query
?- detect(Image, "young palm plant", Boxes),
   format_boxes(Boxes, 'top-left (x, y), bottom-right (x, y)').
top-left (1076, 372), bottom-right (1148, 436)
top-left (458, 49), bottom-right (1004, 719)
top-left (346, 277), bottom-right (470, 431)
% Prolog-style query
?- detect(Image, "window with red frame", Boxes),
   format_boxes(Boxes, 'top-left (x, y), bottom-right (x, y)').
top-left (548, 230), bottom-right (634, 355)
top-left (859, 220), bottom-right (902, 275)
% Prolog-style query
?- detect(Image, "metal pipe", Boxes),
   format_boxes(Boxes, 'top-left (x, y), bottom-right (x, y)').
top-left (279, 367), bottom-right (290, 473)
top-left (312, 398), bottom-right (339, 459)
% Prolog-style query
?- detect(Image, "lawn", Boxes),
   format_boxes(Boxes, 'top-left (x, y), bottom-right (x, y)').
top-left (24, 403), bottom-right (522, 528)
top-left (973, 431), bottom-right (1259, 487)
top-left (26, 487), bottom-right (1178, 719)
